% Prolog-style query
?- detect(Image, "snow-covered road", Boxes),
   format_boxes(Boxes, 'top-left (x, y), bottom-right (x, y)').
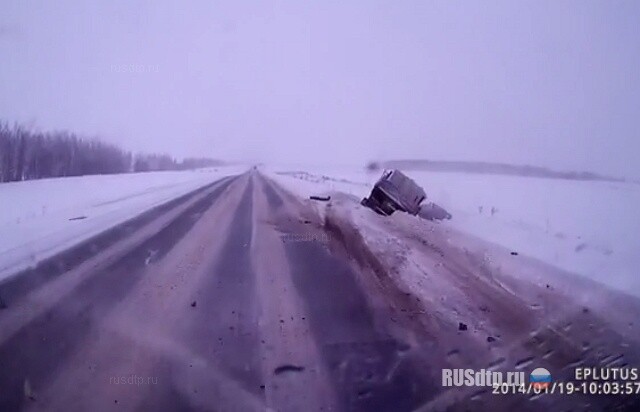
top-left (0, 167), bottom-right (245, 282)
top-left (0, 168), bottom-right (638, 411)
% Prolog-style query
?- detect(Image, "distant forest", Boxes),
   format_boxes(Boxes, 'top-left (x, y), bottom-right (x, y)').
top-left (0, 121), bottom-right (222, 183)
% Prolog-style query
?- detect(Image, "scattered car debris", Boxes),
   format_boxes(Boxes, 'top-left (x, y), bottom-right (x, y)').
top-left (310, 195), bottom-right (331, 201)
top-left (361, 169), bottom-right (451, 220)
top-left (145, 249), bottom-right (159, 265)
top-left (24, 378), bottom-right (36, 401)
top-left (274, 364), bottom-right (305, 375)
top-left (458, 322), bottom-right (468, 331)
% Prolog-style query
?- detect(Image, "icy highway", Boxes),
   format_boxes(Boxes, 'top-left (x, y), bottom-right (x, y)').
top-left (0, 171), bottom-right (639, 411)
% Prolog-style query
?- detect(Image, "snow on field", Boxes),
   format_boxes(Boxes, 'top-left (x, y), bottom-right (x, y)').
top-left (410, 172), bottom-right (640, 295)
top-left (267, 165), bottom-right (640, 297)
top-left (0, 166), bottom-right (246, 281)
top-left (266, 166), bottom-right (373, 199)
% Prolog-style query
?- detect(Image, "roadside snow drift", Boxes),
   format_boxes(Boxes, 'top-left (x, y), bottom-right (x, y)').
top-left (267, 166), bottom-right (640, 297)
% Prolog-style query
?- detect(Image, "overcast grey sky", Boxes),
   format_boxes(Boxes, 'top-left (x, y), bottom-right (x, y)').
top-left (1, 1), bottom-right (639, 177)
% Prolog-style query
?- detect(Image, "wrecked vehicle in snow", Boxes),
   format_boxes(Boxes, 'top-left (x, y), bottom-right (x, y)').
top-left (361, 169), bottom-right (451, 220)
top-left (361, 169), bottom-right (426, 216)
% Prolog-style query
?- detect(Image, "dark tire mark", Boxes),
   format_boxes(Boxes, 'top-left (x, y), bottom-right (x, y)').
top-left (261, 179), bottom-right (284, 209)
top-left (0, 178), bottom-right (236, 411)
top-left (282, 238), bottom-right (431, 412)
top-left (186, 178), bottom-right (263, 397)
top-left (134, 361), bottom-right (195, 412)
top-left (324, 210), bottom-right (437, 343)
top-left (273, 364), bottom-right (305, 375)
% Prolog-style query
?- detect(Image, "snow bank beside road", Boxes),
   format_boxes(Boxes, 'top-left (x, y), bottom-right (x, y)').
top-left (269, 169), bottom-right (372, 199)
top-left (267, 165), bottom-right (640, 297)
top-left (0, 167), bottom-right (245, 281)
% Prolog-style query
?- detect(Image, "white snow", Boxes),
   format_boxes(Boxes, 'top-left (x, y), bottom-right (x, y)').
top-left (266, 165), bottom-right (640, 297)
top-left (0, 166), bottom-right (246, 281)
top-left (4, 163), bottom-right (639, 297)
top-left (408, 172), bottom-right (640, 296)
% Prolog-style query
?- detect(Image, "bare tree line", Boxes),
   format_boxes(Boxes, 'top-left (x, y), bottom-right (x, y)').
top-left (0, 121), bottom-right (221, 183)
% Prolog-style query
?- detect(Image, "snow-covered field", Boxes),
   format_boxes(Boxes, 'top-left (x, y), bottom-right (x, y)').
top-left (4, 163), bottom-right (639, 297)
top-left (267, 165), bottom-right (640, 297)
top-left (0, 166), bottom-right (245, 281)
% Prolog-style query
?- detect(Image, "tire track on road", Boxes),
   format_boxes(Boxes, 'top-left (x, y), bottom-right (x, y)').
top-left (186, 177), bottom-right (263, 400)
top-left (0, 177), bottom-right (234, 306)
top-left (25, 173), bottom-right (265, 412)
top-left (252, 174), bottom-right (337, 411)
top-left (0, 177), bottom-right (237, 411)
top-left (261, 175), bottom-right (432, 412)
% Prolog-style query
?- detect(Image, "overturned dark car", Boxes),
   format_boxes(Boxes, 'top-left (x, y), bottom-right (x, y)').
top-left (361, 169), bottom-right (452, 220)
top-left (361, 169), bottom-right (425, 215)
